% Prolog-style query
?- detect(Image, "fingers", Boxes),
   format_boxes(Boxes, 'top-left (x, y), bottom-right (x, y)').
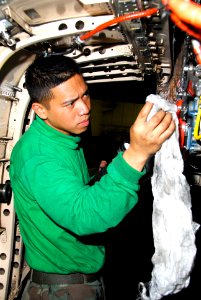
top-left (138, 101), bottom-right (154, 120)
top-left (148, 108), bottom-right (172, 130)
top-left (151, 111), bottom-right (173, 134)
top-left (138, 102), bottom-right (172, 130)
top-left (149, 112), bottom-right (175, 148)
top-left (133, 101), bottom-right (176, 147)
top-left (158, 119), bottom-right (176, 142)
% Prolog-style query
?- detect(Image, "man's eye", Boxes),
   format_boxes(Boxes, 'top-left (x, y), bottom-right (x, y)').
top-left (65, 101), bottom-right (74, 107)
top-left (83, 91), bottom-right (90, 98)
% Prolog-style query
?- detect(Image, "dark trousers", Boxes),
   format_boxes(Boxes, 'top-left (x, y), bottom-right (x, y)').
top-left (21, 270), bottom-right (106, 300)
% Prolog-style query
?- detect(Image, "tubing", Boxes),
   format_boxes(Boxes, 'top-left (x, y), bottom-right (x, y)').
top-left (170, 13), bottom-right (201, 41)
top-left (79, 7), bottom-right (158, 42)
top-left (176, 100), bottom-right (186, 148)
top-left (163, 0), bottom-right (201, 30)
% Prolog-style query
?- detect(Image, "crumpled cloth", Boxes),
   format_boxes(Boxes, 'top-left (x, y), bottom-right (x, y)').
top-left (138, 94), bottom-right (200, 300)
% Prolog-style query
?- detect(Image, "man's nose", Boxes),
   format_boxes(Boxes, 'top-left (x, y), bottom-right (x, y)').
top-left (78, 99), bottom-right (90, 115)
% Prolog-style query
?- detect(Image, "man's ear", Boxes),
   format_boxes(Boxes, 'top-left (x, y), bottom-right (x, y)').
top-left (32, 103), bottom-right (47, 120)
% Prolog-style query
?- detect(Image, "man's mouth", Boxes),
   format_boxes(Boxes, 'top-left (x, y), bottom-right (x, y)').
top-left (79, 118), bottom-right (90, 127)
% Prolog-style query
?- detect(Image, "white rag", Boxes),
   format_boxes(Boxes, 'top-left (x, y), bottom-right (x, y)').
top-left (138, 94), bottom-right (199, 300)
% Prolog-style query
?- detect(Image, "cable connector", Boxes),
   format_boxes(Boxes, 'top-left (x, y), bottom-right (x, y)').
top-left (75, 36), bottom-right (85, 45)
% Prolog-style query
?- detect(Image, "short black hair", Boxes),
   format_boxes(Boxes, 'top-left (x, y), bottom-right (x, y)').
top-left (25, 55), bottom-right (82, 104)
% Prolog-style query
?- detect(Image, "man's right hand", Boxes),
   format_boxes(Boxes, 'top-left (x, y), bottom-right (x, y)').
top-left (123, 101), bottom-right (176, 172)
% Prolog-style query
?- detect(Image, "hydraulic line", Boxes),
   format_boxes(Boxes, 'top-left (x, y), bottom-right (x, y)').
top-left (163, 0), bottom-right (201, 28)
top-left (170, 13), bottom-right (201, 41)
top-left (77, 7), bottom-right (158, 43)
top-left (176, 99), bottom-right (187, 149)
top-left (163, 0), bottom-right (201, 40)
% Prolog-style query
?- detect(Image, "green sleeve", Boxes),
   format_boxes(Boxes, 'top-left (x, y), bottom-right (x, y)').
top-left (22, 152), bottom-right (146, 236)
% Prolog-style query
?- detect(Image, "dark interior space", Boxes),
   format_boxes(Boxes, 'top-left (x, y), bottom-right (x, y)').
top-left (88, 73), bottom-right (157, 103)
top-left (84, 73), bottom-right (157, 170)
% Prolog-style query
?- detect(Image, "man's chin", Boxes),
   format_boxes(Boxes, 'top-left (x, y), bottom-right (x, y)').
top-left (79, 127), bottom-right (88, 134)
top-left (72, 126), bottom-right (88, 135)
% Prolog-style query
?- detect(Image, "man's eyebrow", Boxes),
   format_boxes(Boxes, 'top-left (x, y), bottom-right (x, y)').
top-left (62, 97), bottom-right (78, 105)
top-left (62, 88), bottom-right (89, 105)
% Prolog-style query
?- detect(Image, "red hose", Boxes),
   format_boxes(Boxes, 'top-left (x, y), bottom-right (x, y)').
top-left (79, 7), bottom-right (158, 41)
top-left (170, 13), bottom-right (201, 41)
top-left (163, 0), bottom-right (201, 29)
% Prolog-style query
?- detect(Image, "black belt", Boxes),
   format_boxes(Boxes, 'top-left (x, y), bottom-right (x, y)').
top-left (31, 269), bottom-right (100, 285)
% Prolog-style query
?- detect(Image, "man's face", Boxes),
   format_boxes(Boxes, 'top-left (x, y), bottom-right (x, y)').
top-left (38, 74), bottom-right (91, 135)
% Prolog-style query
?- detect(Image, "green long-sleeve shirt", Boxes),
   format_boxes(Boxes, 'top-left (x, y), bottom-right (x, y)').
top-left (9, 116), bottom-right (145, 274)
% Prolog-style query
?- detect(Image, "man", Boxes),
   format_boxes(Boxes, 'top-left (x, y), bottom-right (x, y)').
top-left (9, 55), bottom-right (175, 300)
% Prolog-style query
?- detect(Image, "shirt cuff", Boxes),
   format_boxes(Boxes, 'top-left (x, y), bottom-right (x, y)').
top-left (107, 152), bottom-right (146, 185)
